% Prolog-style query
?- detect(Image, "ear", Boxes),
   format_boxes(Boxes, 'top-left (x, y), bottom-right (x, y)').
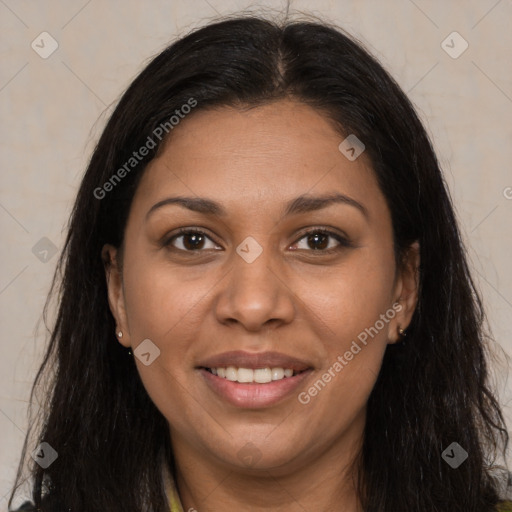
top-left (101, 244), bottom-right (131, 348)
top-left (388, 240), bottom-right (420, 344)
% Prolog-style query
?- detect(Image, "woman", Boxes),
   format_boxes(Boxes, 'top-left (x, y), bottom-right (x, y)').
top-left (9, 14), bottom-right (512, 512)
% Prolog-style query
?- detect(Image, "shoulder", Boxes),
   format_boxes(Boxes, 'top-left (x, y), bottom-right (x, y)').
top-left (11, 502), bottom-right (37, 511)
top-left (11, 497), bottom-right (65, 512)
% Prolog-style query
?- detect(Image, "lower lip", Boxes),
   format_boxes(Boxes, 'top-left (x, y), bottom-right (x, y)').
top-left (199, 368), bottom-right (313, 408)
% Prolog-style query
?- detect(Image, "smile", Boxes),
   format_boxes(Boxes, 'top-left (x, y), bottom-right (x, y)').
top-left (199, 367), bottom-right (313, 408)
top-left (205, 366), bottom-right (305, 383)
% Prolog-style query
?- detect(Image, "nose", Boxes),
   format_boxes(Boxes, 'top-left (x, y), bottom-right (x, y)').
top-left (213, 239), bottom-right (296, 332)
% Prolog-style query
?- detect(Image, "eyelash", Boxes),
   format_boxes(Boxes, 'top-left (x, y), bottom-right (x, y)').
top-left (162, 227), bottom-right (353, 255)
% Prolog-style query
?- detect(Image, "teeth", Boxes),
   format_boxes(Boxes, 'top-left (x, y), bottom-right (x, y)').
top-left (271, 367), bottom-right (284, 380)
top-left (208, 366), bottom-right (301, 383)
top-left (225, 366), bottom-right (238, 381)
top-left (237, 368), bottom-right (254, 383)
top-left (254, 368), bottom-right (272, 383)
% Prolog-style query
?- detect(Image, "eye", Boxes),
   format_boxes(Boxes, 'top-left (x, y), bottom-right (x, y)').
top-left (290, 229), bottom-right (352, 253)
top-left (164, 228), bottom-right (221, 252)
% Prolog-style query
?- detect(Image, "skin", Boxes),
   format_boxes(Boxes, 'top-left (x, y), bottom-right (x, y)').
top-left (103, 99), bottom-right (420, 512)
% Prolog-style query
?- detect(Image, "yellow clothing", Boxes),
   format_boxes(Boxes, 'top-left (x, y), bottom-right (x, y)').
top-left (168, 482), bottom-right (185, 512)
top-left (164, 467), bottom-right (185, 512)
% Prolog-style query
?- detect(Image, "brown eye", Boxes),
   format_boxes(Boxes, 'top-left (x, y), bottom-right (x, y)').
top-left (291, 229), bottom-right (352, 253)
top-left (305, 232), bottom-right (329, 250)
top-left (164, 229), bottom-right (220, 252)
top-left (180, 232), bottom-right (206, 250)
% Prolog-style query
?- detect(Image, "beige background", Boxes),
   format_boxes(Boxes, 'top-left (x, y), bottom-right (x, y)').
top-left (1, 0), bottom-right (511, 508)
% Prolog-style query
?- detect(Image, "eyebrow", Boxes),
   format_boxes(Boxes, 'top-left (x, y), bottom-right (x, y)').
top-left (146, 192), bottom-right (369, 221)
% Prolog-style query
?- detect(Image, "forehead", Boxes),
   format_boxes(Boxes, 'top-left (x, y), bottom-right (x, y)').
top-left (130, 100), bottom-right (387, 222)
top-left (158, 100), bottom-right (359, 169)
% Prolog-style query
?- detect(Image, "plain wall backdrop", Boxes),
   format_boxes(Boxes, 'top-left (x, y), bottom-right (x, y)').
top-left (1, 0), bottom-right (511, 508)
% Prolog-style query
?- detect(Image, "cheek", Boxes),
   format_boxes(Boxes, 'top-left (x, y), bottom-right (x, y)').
top-left (121, 259), bottom-right (208, 422)
top-left (300, 247), bottom-right (396, 345)
top-left (295, 248), bottom-right (395, 411)
top-left (122, 256), bottom-right (211, 342)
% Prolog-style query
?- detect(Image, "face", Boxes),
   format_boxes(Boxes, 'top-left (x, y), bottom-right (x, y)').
top-left (103, 99), bottom-right (419, 475)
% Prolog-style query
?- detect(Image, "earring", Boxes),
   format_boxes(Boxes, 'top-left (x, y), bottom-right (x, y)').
top-left (117, 331), bottom-right (123, 338)
top-left (398, 327), bottom-right (406, 337)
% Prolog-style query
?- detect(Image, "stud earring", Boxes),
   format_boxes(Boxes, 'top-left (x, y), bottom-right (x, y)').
top-left (398, 327), bottom-right (406, 337)
top-left (117, 331), bottom-right (123, 338)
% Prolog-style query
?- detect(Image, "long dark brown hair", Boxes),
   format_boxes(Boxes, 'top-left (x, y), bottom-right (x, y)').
top-left (9, 13), bottom-right (511, 512)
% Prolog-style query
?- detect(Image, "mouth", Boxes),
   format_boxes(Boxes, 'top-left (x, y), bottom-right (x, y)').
top-left (198, 366), bottom-right (314, 408)
top-left (196, 350), bottom-right (314, 408)
top-left (201, 366), bottom-right (309, 383)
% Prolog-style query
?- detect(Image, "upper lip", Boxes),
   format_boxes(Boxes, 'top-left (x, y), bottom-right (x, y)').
top-left (197, 350), bottom-right (313, 372)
